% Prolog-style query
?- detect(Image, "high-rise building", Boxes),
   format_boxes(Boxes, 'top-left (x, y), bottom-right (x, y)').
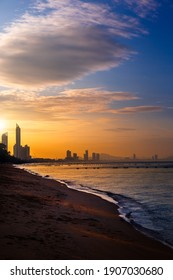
top-left (95, 153), bottom-right (100, 161)
top-left (2, 132), bottom-right (8, 151)
top-left (84, 150), bottom-right (89, 161)
top-left (66, 150), bottom-right (72, 160)
top-left (73, 153), bottom-right (78, 160)
top-left (92, 152), bottom-right (96, 161)
top-left (14, 124), bottom-right (21, 158)
top-left (92, 152), bottom-right (100, 161)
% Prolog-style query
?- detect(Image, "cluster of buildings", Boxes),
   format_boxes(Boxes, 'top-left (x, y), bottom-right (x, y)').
top-left (1, 124), bottom-right (100, 162)
top-left (65, 149), bottom-right (100, 161)
top-left (1, 124), bottom-right (31, 160)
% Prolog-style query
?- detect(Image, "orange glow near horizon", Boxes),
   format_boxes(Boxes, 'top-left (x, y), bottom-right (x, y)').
top-left (4, 119), bottom-right (173, 160)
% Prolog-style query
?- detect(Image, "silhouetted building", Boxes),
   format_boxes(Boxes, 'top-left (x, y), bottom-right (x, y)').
top-left (14, 124), bottom-right (21, 158)
top-left (92, 152), bottom-right (100, 161)
top-left (65, 150), bottom-right (72, 160)
top-left (84, 150), bottom-right (89, 161)
top-left (20, 145), bottom-right (30, 160)
top-left (2, 132), bottom-right (8, 151)
top-left (73, 153), bottom-right (78, 160)
top-left (67, 150), bottom-right (71, 158)
top-left (92, 152), bottom-right (96, 161)
top-left (95, 153), bottom-right (100, 161)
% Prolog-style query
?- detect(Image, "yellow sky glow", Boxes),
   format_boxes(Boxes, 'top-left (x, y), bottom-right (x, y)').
top-left (4, 117), bottom-right (173, 159)
top-left (0, 120), bottom-right (6, 131)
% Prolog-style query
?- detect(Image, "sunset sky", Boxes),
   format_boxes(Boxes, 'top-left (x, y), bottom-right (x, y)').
top-left (0, 0), bottom-right (173, 159)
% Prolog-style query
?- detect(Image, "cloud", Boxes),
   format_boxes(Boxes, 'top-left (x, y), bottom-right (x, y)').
top-left (0, 0), bottom-right (145, 88)
top-left (110, 105), bottom-right (163, 114)
top-left (1, 88), bottom-right (164, 122)
top-left (0, 88), bottom-right (139, 120)
top-left (114, 0), bottom-right (159, 17)
top-left (61, 88), bottom-right (139, 101)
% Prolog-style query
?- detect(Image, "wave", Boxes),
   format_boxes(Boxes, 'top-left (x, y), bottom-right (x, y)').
top-left (56, 180), bottom-right (173, 248)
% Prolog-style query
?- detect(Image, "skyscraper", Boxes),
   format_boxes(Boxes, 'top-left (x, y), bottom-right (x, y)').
top-left (84, 150), bottom-right (89, 161)
top-left (14, 124), bottom-right (21, 158)
top-left (92, 152), bottom-right (96, 161)
top-left (66, 150), bottom-right (72, 159)
top-left (2, 132), bottom-right (8, 151)
top-left (16, 123), bottom-right (21, 147)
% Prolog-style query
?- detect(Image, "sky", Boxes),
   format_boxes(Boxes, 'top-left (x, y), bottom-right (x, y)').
top-left (0, 0), bottom-right (173, 159)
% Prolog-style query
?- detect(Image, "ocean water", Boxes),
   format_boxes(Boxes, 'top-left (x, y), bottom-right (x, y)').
top-left (20, 163), bottom-right (173, 247)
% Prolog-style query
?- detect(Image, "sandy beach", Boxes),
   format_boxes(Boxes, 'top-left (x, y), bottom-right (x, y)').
top-left (0, 164), bottom-right (173, 260)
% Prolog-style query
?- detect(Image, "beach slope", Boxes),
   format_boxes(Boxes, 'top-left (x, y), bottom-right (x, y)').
top-left (0, 164), bottom-right (173, 260)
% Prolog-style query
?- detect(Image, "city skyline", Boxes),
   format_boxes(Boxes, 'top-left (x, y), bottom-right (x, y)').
top-left (0, 1), bottom-right (173, 158)
top-left (0, 124), bottom-right (31, 160)
top-left (0, 124), bottom-right (168, 161)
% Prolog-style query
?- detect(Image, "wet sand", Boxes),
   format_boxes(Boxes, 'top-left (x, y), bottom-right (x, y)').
top-left (0, 164), bottom-right (173, 260)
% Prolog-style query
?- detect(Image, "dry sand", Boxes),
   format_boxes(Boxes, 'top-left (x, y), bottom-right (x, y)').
top-left (0, 164), bottom-right (173, 260)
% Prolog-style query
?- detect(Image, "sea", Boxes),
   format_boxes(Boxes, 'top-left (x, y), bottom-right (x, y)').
top-left (19, 163), bottom-right (173, 248)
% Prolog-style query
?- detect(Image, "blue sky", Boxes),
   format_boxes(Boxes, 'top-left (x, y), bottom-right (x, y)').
top-left (0, 0), bottom-right (173, 158)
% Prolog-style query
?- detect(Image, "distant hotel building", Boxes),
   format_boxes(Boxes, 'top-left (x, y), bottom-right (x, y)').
top-left (66, 150), bottom-right (72, 160)
top-left (13, 124), bottom-right (31, 160)
top-left (2, 132), bottom-right (8, 151)
top-left (84, 150), bottom-right (89, 161)
top-left (73, 153), bottom-right (78, 160)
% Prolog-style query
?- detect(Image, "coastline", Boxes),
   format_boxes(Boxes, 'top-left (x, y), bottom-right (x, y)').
top-left (21, 165), bottom-right (173, 250)
top-left (0, 164), bottom-right (173, 260)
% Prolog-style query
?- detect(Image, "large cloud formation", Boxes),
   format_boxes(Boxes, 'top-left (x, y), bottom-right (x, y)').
top-left (0, 0), bottom-right (145, 88)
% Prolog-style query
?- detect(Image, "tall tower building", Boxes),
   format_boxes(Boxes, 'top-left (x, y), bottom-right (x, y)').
top-left (84, 150), bottom-right (89, 161)
top-left (16, 123), bottom-right (21, 148)
top-left (2, 132), bottom-right (8, 151)
top-left (14, 124), bottom-right (21, 158)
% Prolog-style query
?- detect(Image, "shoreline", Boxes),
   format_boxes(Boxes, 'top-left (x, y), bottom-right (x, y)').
top-left (0, 164), bottom-right (173, 260)
top-left (19, 165), bottom-right (173, 250)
